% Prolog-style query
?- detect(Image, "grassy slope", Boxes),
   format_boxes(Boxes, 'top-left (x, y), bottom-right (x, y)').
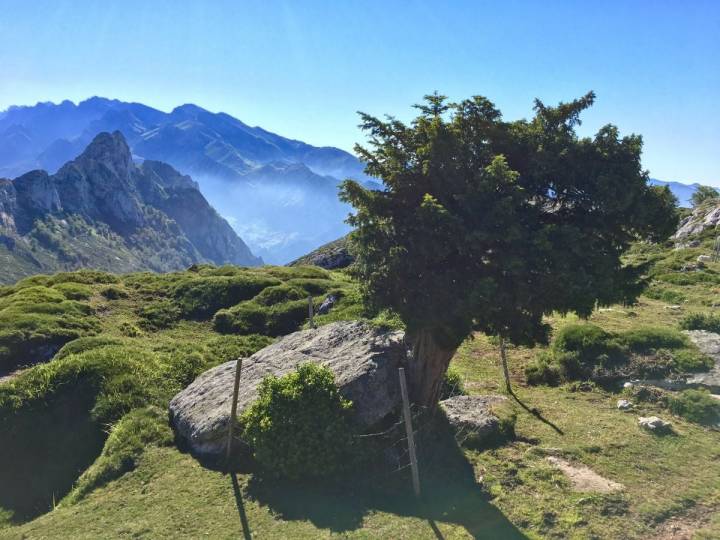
top-left (2, 234), bottom-right (720, 539)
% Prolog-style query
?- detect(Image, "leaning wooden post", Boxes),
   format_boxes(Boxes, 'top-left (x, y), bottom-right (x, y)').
top-left (308, 296), bottom-right (315, 329)
top-left (398, 367), bottom-right (421, 498)
top-left (225, 357), bottom-right (243, 466)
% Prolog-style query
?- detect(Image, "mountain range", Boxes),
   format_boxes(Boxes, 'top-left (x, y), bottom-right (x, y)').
top-left (0, 131), bottom-right (260, 284)
top-left (0, 98), bottom-right (376, 263)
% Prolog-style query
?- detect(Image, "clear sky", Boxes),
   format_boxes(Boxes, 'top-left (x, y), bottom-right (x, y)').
top-left (1, 0), bottom-right (718, 184)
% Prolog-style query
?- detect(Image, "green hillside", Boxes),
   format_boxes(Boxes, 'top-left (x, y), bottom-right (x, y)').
top-left (0, 229), bottom-right (719, 538)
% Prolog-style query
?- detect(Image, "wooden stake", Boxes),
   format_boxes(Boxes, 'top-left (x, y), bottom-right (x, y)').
top-left (500, 336), bottom-right (512, 394)
top-left (308, 296), bottom-right (315, 329)
top-left (225, 357), bottom-right (243, 466)
top-left (398, 367), bottom-right (421, 498)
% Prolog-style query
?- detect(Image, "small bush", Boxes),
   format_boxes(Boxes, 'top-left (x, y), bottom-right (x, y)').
top-left (285, 278), bottom-right (337, 296)
top-left (137, 301), bottom-right (181, 330)
top-left (680, 312), bottom-right (720, 333)
top-left (644, 286), bottom-right (686, 304)
top-left (553, 324), bottom-right (626, 367)
top-left (525, 352), bottom-right (561, 386)
top-left (439, 366), bottom-right (466, 399)
top-left (668, 389), bottom-right (720, 425)
top-left (241, 363), bottom-right (355, 480)
top-left (672, 349), bottom-right (714, 372)
top-left (620, 327), bottom-right (687, 352)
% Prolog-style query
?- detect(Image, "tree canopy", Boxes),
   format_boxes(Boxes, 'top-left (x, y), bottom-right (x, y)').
top-left (340, 92), bottom-right (678, 404)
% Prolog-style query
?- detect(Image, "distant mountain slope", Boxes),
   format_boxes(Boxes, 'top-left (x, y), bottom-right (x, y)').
top-left (648, 178), bottom-right (701, 208)
top-left (0, 131), bottom-right (260, 283)
top-left (0, 98), bottom-right (376, 262)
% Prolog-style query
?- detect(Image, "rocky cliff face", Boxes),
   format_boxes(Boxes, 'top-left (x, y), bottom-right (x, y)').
top-left (0, 131), bottom-right (260, 283)
top-left (674, 199), bottom-right (720, 240)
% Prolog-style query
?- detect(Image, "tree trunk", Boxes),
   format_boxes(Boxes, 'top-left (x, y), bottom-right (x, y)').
top-left (499, 336), bottom-right (513, 394)
top-left (405, 328), bottom-right (457, 407)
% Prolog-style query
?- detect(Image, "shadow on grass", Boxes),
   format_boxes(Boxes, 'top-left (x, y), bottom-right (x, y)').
top-left (508, 389), bottom-right (564, 435)
top-left (230, 473), bottom-right (252, 540)
top-left (235, 418), bottom-right (528, 539)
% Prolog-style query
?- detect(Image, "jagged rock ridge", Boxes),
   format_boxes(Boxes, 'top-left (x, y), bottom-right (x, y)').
top-left (0, 131), bottom-right (260, 283)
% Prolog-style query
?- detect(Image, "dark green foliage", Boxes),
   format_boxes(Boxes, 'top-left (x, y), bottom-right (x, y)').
top-left (621, 327), bottom-right (687, 352)
top-left (67, 406), bottom-right (173, 502)
top-left (643, 286), bottom-right (686, 304)
top-left (340, 92), bottom-right (677, 402)
top-left (668, 389), bottom-right (720, 425)
top-left (670, 349), bottom-right (714, 372)
top-left (680, 312), bottom-right (720, 333)
top-left (172, 275), bottom-right (280, 319)
top-left (691, 185), bottom-right (720, 207)
top-left (524, 352), bottom-right (562, 386)
top-left (656, 272), bottom-right (720, 286)
top-left (241, 363), bottom-right (355, 480)
top-left (266, 299), bottom-right (310, 336)
top-left (527, 324), bottom-right (706, 384)
top-left (137, 300), bottom-right (181, 330)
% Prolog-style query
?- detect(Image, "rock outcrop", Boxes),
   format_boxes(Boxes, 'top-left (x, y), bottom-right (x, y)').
top-left (169, 321), bottom-right (409, 456)
top-left (674, 201), bottom-right (720, 240)
top-left (0, 131), bottom-right (261, 283)
top-left (289, 235), bottom-right (354, 269)
top-left (684, 330), bottom-right (720, 392)
top-left (439, 395), bottom-right (508, 447)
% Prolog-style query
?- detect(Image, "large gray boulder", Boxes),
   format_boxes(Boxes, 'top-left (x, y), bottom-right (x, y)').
top-left (169, 320), bottom-right (408, 455)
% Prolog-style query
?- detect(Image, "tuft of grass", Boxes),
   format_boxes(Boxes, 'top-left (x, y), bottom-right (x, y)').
top-left (668, 389), bottom-right (720, 426)
top-left (680, 312), bottom-right (720, 333)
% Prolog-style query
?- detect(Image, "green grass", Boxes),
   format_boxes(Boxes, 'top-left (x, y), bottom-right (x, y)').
top-left (1, 233), bottom-right (720, 538)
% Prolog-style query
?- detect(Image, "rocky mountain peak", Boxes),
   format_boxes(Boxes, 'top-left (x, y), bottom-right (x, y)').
top-left (74, 131), bottom-right (132, 178)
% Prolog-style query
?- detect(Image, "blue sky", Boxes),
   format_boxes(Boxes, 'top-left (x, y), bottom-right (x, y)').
top-left (1, 0), bottom-right (718, 184)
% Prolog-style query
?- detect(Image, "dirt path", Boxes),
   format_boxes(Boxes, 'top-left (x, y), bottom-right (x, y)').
top-left (546, 456), bottom-right (623, 493)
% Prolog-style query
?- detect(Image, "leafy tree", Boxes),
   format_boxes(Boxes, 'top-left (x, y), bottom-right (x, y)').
top-left (340, 92), bottom-right (678, 405)
top-left (691, 185), bottom-right (719, 207)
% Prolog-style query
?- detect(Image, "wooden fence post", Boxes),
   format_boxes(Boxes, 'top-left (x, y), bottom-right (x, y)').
top-left (225, 357), bottom-right (243, 466)
top-left (308, 296), bottom-right (315, 329)
top-left (398, 367), bottom-right (421, 498)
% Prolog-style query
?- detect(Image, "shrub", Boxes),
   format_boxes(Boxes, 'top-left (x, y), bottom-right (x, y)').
top-left (439, 366), bottom-right (466, 399)
top-left (668, 389), bottom-right (720, 425)
top-left (525, 352), bottom-right (561, 386)
top-left (644, 286), bottom-right (686, 304)
top-left (620, 327), bottom-right (687, 352)
top-left (680, 313), bottom-right (720, 333)
top-left (137, 301), bottom-right (181, 330)
top-left (553, 324), bottom-right (626, 366)
top-left (672, 349), bottom-right (714, 372)
top-left (241, 363), bottom-right (355, 480)
top-left (66, 406), bottom-right (173, 503)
